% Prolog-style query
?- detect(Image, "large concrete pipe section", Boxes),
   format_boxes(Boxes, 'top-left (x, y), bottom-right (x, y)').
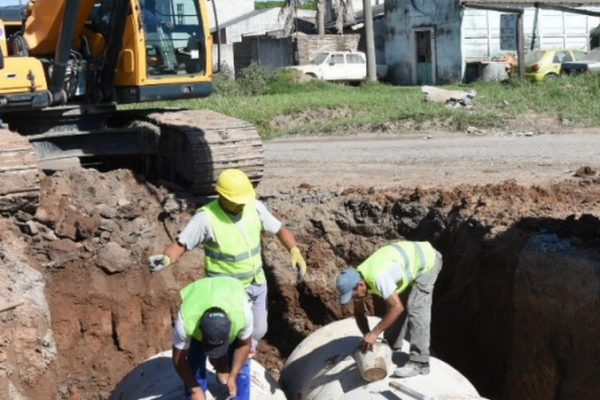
top-left (109, 350), bottom-right (286, 400)
top-left (280, 317), bottom-right (488, 400)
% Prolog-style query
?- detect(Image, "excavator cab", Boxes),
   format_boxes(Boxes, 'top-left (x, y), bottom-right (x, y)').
top-left (0, 0), bottom-right (264, 213)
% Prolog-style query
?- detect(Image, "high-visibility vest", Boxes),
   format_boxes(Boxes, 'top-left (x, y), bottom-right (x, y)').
top-left (180, 277), bottom-right (249, 343)
top-left (201, 200), bottom-right (265, 286)
top-left (357, 241), bottom-right (438, 296)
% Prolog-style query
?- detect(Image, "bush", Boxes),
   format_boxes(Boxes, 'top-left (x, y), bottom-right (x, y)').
top-left (212, 63), bottom-right (242, 96)
top-left (238, 62), bottom-right (278, 96)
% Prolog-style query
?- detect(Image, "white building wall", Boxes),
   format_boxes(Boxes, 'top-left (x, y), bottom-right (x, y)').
top-left (207, 0), bottom-right (254, 30)
top-left (224, 8), bottom-right (282, 44)
top-left (462, 7), bottom-right (600, 60)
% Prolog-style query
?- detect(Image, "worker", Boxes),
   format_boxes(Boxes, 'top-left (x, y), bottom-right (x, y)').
top-left (149, 168), bottom-right (307, 354)
top-left (335, 240), bottom-right (442, 378)
top-left (172, 276), bottom-right (253, 400)
top-left (141, 0), bottom-right (174, 33)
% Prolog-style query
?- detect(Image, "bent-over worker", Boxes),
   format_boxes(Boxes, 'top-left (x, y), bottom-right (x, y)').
top-left (336, 240), bottom-right (442, 378)
top-left (172, 276), bottom-right (253, 400)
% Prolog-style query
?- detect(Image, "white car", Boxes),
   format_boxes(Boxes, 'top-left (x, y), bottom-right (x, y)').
top-left (289, 51), bottom-right (368, 82)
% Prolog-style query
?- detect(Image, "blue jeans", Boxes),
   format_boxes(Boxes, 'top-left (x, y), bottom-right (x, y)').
top-left (184, 338), bottom-right (251, 400)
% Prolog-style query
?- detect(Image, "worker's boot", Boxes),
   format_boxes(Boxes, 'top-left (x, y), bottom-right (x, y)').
top-left (392, 361), bottom-right (430, 378)
top-left (208, 355), bottom-right (230, 384)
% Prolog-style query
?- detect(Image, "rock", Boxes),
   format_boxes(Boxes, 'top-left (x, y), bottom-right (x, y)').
top-left (54, 206), bottom-right (81, 240)
top-left (574, 166), bottom-right (596, 178)
top-left (422, 86), bottom-right (477, 107)
top-left (99, 218), bottom-right (119, 233)
top-left (24, 221), bottom-right (39, 236)
top-left (96, 204), bottom-right (117, 220)
top-left (47, 239), bottom-right (80, 266)
top-left (76, 215), bottom-right (101, 239)
top-left (94, 242), bottom-right (133, 274)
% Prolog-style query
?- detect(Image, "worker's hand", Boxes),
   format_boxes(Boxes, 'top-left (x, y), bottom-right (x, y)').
top-left (290, 247), bottom-right (307, 282)
top-left (226, 375), bottom-right (238, 399)
top-left (148, 254), bottom-right (171, 274)
top-left (361, 331), bottom-right (378, 352)
top-left (164, 21), bottom-right (174, 29)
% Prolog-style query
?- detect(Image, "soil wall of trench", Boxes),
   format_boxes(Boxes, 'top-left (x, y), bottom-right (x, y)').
top-left (1, 169), bottom-right (600, 400)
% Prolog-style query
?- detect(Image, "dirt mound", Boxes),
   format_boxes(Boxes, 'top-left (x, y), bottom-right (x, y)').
top-left (1, 167), bottom-right (600, 400)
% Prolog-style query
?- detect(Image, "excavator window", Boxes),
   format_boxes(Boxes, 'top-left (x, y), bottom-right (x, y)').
top-left (141, 0), bottom-right (205, 77)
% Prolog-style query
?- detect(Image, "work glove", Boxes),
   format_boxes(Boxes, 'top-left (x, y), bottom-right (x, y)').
top-left (148, 254), bottom-right (171, 274)
top-left (290, 247), bottom-right (307, 282)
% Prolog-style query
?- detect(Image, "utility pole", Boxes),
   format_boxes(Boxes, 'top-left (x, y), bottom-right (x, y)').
top-left (363, 0), bottom-right (377, 81)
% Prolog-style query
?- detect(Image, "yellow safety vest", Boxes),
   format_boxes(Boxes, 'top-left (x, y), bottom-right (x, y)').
top-left (201, 200), bottom-right (265, 286)
top-left (357, 241), bottom-right (438, 296)
top-left (180, 277), bottom-right (249, 343)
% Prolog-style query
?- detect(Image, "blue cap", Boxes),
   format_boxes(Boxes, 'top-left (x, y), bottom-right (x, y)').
top-left (336, 268), bottom-right (361, 305)
top-left (200, 309), bottom-right (231, 358)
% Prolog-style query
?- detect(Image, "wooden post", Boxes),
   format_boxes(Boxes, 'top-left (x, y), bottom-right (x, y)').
top-left (518, 10), bottom-right (525, 82)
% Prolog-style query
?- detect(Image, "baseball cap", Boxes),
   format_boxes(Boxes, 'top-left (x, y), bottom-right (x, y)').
top-left (336, 268), bottom-right (361, 305)
top-left (199, 309), bottom-right (231, 358)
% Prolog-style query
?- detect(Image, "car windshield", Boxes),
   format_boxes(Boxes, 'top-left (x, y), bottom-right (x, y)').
top-left (311, 53), bottom-right (329, 65)
top-left (579, 49), bottom-right (600, 61)
top-left (525, 50), bottom-right (545, 64)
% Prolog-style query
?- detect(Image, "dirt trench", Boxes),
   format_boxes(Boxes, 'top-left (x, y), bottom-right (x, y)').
top-left (1, 168), bottom-right (600, 400)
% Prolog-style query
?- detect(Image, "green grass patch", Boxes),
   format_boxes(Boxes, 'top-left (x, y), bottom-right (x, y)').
top-left (123, 68), bottom-right (600, 140)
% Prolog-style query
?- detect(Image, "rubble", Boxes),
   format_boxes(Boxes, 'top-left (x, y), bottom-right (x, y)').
top-left (421, 86), bottom-right (477, 107)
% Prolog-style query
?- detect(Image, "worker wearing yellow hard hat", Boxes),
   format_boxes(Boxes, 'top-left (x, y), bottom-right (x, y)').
top-left (149, 168), bottom-right (307, 356)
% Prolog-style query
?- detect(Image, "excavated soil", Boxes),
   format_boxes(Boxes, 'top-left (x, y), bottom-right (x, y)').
top-left (1, 131), bottom-right (600, 400)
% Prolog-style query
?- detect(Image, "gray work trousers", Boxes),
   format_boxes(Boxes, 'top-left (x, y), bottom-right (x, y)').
top-left (246, 281), bottom-right (268, 353)
top-left (383, 251), bottom-right (443, 364)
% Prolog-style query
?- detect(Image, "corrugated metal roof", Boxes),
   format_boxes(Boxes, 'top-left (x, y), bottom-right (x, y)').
top-left (211, 8), bottom-right (273, 31)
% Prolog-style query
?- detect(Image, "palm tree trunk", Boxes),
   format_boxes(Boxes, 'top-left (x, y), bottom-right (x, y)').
top-left (317, 0), bottom-right (326, 35)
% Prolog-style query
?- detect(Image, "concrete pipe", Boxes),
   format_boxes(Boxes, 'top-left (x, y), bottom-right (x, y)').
top-left (280, 317), bottom-right (488, 400)
top-left (109, 350), bottom-right (286, 400)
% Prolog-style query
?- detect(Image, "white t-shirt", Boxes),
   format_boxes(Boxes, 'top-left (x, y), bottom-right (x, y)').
top-left (172, 300), bottom-right (254, 350)
top-left (373, 262), bottom-right (404, 300)
top-left (177, 199), bottom-right (282, 250)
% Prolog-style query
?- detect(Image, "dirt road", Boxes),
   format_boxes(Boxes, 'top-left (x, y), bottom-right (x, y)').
top-left (260, 130), bottom-right (600, 193)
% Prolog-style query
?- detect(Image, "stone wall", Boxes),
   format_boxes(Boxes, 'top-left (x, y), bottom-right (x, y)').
top-left (295, 34), bottom-right (361, 65)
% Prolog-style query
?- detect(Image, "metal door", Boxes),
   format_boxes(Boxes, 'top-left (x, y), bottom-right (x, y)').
top-left (416, 30), bottom-right (434, 85)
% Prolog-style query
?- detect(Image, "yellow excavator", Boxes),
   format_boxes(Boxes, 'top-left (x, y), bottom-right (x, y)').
top-left (0, 0), bottom-right (264, 213)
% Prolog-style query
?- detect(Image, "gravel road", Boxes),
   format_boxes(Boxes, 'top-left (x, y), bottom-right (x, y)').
top-left (259, 131), bottom-right (600, 193)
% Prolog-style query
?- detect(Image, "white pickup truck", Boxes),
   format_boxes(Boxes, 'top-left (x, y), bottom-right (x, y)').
top-left (289, 51), bottom-right (369, 82)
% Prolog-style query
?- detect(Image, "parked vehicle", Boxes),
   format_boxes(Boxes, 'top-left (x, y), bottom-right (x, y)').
top-left (288, 51), bottom-right (368, 82)
top-left (561, 48), bottom-right (600, 75)
top-left (524, 48), bottom-right (587, 81)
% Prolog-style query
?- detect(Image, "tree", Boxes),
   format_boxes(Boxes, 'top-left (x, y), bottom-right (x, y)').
top-left (280, 0), bottom-right (353, 35)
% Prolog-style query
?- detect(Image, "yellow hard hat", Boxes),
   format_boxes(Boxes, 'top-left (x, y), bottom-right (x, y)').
top-left (215, 169), bottom-right (256, 204)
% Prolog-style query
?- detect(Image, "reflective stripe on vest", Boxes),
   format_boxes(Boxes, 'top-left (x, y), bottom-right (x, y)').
top-left (180, 276), bottom-right (249, 343)
top-left (357, 241), bottom-right (437, 297)
top-left (201, 200), bottom-right (265, 286)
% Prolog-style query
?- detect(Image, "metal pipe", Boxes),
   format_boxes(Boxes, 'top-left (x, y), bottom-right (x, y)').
top-left (99, 0), bottom-right (131, 101)
top-left (50, 0), bottom-right (81, 104)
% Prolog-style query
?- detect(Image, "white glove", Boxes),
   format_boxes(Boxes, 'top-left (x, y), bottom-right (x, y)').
top-left (148, 254), bottom-right (171, 274)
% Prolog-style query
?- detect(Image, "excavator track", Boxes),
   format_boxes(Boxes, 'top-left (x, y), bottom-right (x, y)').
top-left (0, 128), bottom-right (40, 213)
top-left (138, 109), bottom-right (264, 194)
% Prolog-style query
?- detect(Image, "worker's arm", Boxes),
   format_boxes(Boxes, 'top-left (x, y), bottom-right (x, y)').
top-left (353, 297), bottom-right (371, 336)
top-left (227, 336), bottom-right (252, 398)
top-left (275, 226), bottom-right (297, 250)
top-left (363, 291), bottom-right (404, 351)
top-left (172, 346), bottom-right (206, 400)
top-left (165, 240), bottom-right (186, 263)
